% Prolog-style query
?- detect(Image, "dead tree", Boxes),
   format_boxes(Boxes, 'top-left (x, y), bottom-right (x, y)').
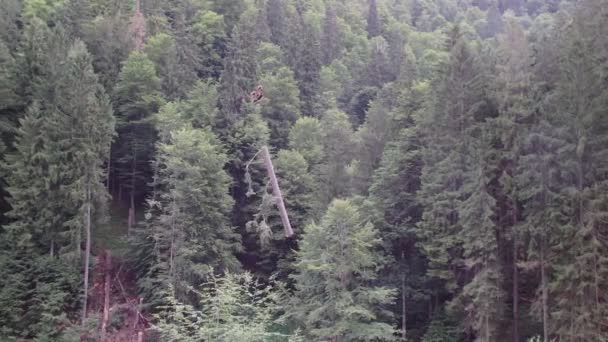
top-left (245, 146), bottom-right (294, 238)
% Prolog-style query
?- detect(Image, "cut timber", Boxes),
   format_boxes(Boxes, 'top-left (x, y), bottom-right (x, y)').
top-left (261, 146), bottom-right (294, 237)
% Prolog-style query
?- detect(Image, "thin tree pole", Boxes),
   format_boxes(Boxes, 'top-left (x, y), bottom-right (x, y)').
top-left (540, 234), bottom-right (549, 342)
top-left (128, 151), bottom-right (136, 236)
top-left (107, 146), bottom-right (112, 193)
top-left (540, 169), bottom-right (549, 342)
top-left (100, 251), bottom-right (111, 341)
top-left (82, 180), bottom-right (92, 327)
top-left (260, 146), bottom-right (294, 237)
top-left (401, 251), bottom-right (407, 341)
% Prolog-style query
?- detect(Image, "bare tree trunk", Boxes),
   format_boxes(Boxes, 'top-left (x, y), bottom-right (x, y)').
top-left (169, 202), bottom-right (176, 277)
top-left (261, 146), bottom-right (293, 237)
top-left (128, 153), bottom-right (136, 236)
top-left (50, 239), bottom-right (54, 257)
top-left (540, 234), bottom-right (549, 342)
top-left (137, 331), bottom-right (143, 342)
top-left (100, 251), bottom-right (111, 341)
top-left (107, 146), bottom-right (112, 193)
top-left (485, 314), bottom-right (490, 342)
top-left (81, 181), bottom-right (92, 327)
top-left (512, 198), bottom-right (519, 342)
top-left (401, 251), bottom-right (407, 341)
top-left (402, 274), bottom-right (407, 341)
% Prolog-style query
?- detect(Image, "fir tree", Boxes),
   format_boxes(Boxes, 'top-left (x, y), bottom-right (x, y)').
top-left (367, 0), bottom-right (381, 38)
top-left (291, 199), bottom-right (397, 341)
top-left (321, 3), bottom-right (341, 65)
top-left (113, 50), bottom-right (162, 234)
top-left (143, 127), bottom-right (240, 304)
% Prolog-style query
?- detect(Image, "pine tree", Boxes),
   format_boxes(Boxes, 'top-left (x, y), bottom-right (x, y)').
top-left (367, 0), bottom-right (381, 38)
top-left (417, 27), bottom-right (482, 298)
top-left (284, 10), bottom-right (322, 117)
top-left (144, 33), bottom-right (195, 100)
top-left (113, 50), bottom-right (162, 234)
top-left (143, 127), bottom-right (240, 304)
top-left (52, 40), bottom-right (115, 325)
top-left (369, 83), bottom-right (427, 340)
top-left (452, 126), bottom-right (504, 341)
top-left (192, 9), bottom-right (227, 80)
top-left (291, 199), bottom-right (397, 341)
top-left (218, 14), bottom-right (258, 122)
top-left (491, 17), bottom-right (534, 341)
top-left (1, 39), bottom-right (114, 336)
top-left (547, 3), bottom-right (608, 338)
top-left (256, 43), bottom-right (301, 148)
top-left (321, 3), bottom-right (341, 65)
top-left (318, 110), bottom-right (355, 207)
top-left (155, 272), bottom-right (293, 341)
top-left (0, 104), bottom-right (46, 337)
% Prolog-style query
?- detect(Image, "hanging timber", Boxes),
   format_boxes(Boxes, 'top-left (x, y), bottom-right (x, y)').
top-left (260, 146), bottom-right (294, 237)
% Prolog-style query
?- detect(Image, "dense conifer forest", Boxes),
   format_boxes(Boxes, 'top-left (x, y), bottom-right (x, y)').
top-left (0, 0), bottom-right (607, 340)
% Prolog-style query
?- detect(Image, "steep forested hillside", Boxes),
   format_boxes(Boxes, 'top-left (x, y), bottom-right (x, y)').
top-left (0, 0), bottom-right (607, 341)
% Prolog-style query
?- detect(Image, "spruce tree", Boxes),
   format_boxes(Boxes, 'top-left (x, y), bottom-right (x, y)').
top-left (291, 199), bottom-right (397, 341)
top-left (256, 43), bottom-right (301, 148)
top-left (417, 26), bottom-right (481, 297)
top-left (369, 83), bottom-right (427, 339)
top-left (547, 3), bottom-right (608, 338)
top-left (367, 0), bottom-right (381, 38)
top-left (113, 50), bottom-right (162, 234)
top-left (143, 127), bottom-right (240, 304)
top-left (321, 3), bottom-right (341, 65)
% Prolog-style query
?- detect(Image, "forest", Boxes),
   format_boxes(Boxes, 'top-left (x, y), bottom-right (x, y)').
top-left (0, 0), bottom-right (606, 340)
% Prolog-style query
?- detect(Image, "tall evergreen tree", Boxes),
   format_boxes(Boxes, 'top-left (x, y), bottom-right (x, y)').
top-left (367, 0), bottom-right (381, 38)
top-left (256, 42), bottom-right (301, 148)
top-left (492, 17), bottom-right (534, 341)
top-left (417, 27), bottom-right (482, 299)
top-left (547, 3), bottom-right (608, 339)
top-left (284, 10), bottom-right (322, 117)
top-left (321, 3), bottom-right (341, 65)
top-left (142, 127), bottom-right (240, 305)
top-left (291, 199), bottom-right (397, 341)
top-left (113, 50), bottom-right (162, 234)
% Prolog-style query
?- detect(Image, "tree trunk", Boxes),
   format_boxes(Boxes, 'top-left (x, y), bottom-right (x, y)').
top-left (128, 152), bottom-right (136, 236)
top-left (512, 198), bottom-right (519, 342)
top-left (485, 314), bottom-right (490, 342)
top-left (100, 251), bottom-right (111, 341)
top-left (540, 234), bottom-right (549, 342)
top-left (107, 146), bottom-right (112, 193)
top-left (137, 331), bottom-right (143, 342)
top-left (50, 239), bottom-right (54, 257)
top-left (169, 202), bottom-right (176, 277)
top-left (261, 146), bottom-right (293, 237)
top-left (402, 274), bottom-right (407, 341)
top-left (401, 251), bottom-right (407, 341)
top-left (81, 181), bottom-right (92, 327)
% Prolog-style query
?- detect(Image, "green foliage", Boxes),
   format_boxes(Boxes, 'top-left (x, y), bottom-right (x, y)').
top-left (256, 43), bottom-right (301, 148)
top-left (422, 311), bottom-right (463, 342)
top-left (141, 126), bottom-right (240, 304)
top-left (0, 0), bottom-right (604, 340)
top-left (154, 272), bottom-right (294, 341)
top-left (0, 37), bottom-right (113, 339)
top-left (290, 199), bottom-right (397, 341)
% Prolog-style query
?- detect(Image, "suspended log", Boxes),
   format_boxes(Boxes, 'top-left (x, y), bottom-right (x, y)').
top-left (260, 146), bottom-right (294, 237)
